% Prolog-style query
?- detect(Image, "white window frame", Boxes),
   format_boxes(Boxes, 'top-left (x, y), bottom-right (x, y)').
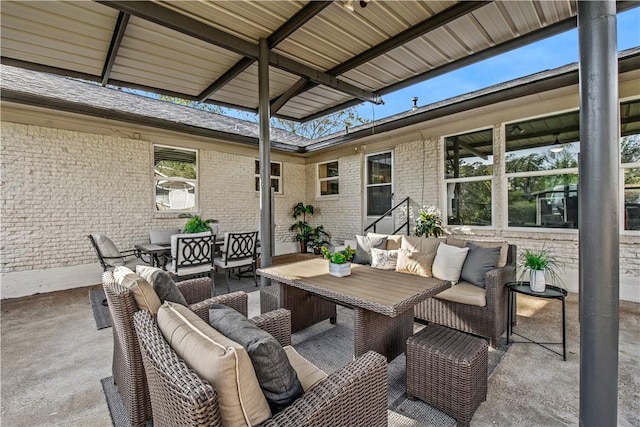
top-left (153, 144), bottom-right (198, 212)
top-left (365, 151), bottom-right (394, 217)
top-left (255, 160), bottom-right (283, 195)
top-left (502, 108), bottom-right (582, 232)
top-left (317, 160), bottom-right (339, 198)
top-left (442, 129), bottom-right (494, 228)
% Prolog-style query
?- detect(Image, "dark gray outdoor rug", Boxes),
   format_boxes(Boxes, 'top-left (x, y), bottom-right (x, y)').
top-left (101, 304), bottom-right (509, 426)
top-left (90, 289), bottom-right (111, 330)
top-left (292, 306), bottom-right (510, 427)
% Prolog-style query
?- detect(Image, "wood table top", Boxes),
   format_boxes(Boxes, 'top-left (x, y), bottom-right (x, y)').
top-left (258, 258), bottom-right (451, 317)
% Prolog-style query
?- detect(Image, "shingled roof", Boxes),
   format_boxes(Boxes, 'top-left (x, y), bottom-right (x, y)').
top-left (2, 46), bottom-right (638, 154)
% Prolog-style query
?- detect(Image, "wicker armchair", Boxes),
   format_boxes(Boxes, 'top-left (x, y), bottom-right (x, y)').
top-left (102, 271), bottom-right (248, 427)
top-left (414, 244), bottom-right (517, 348)
top-left (133, 309), bottom-right (389, 427)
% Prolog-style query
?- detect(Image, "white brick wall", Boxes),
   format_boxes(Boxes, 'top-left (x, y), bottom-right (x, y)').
top-left (303, 155), bottom-right (363, 246)
top-left (2, 117), bottom-right (638, 301)
top-left (0, 122), bottom-right (304, 278)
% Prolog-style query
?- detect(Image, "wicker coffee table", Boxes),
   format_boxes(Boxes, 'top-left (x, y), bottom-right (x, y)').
top-left (258, 258), bottom-right (451, 361)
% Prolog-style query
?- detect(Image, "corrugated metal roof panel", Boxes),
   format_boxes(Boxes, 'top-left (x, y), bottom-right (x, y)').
top-left (157, 0), bottom-right (307, 43)
top-left (110, 17), bottom-right (242, 96)
top-left (1, 1), bottom-right (116, 75)
top-left (210, 64), bottom-right (300, 110)
top-left (1, 0), bottom-right (623, 121)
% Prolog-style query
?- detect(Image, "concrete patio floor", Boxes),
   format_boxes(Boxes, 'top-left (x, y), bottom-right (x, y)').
top-left (1, 284), bottom-right (638, 426)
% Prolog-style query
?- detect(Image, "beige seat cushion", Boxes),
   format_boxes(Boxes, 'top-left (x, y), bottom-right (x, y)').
top-left (401, 236), bottom-right (446, 254)
top-left (447, 238), bottom-right (509, 268)
top-left (157, 302), bottom-right (271, 427)
top-left (113, 266), bottom-right (162, 315)
top-left (367, 232), bottom-right (403, 250)
top-left (435, 282), bottom-right (486, 307)
top-left (283, 345), bottom-right (327, 392)
top-left (396, 248), bottom-right (435, 277)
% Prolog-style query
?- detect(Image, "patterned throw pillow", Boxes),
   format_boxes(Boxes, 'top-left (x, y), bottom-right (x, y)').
top-left (370, 248), bottom-right (399, 270)
top-left (395, 248), bottom-right (435, 277)
top-left (353, 235), bottom-right (387, 265)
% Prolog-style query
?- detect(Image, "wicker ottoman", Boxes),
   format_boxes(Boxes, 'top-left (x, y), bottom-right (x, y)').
top-left (406, 324), bottom-right (488, 427)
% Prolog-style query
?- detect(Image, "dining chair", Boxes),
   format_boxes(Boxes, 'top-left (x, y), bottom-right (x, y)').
top-left (214, 231), bottom-right (259, 288)
top-left (149, 228), bottom-right (181, 246)
top-left (166, 232), bottom-right (228, 295)
top-left (88, 233), bottom-right (141, 272)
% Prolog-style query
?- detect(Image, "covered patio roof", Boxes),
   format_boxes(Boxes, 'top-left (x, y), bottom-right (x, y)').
top-left (2, 1), bottom-right (636, 122)
top-left (1, 3), bottom-right (637, 424)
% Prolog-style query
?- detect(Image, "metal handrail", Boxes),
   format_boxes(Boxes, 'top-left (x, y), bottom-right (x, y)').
top-left (364, 197), bottom-right (411, 235)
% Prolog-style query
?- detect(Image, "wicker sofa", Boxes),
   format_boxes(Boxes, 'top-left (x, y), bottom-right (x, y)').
top-left (133, 307), bottom-right (389, 427)
top-left (340, 234), bottom-right (516, 348)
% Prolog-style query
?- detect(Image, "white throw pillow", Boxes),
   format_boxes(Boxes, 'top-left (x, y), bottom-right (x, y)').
top-left (431, 243), bottom-right (469, 284)
top-left (370, 248), bottom-right (399, 270)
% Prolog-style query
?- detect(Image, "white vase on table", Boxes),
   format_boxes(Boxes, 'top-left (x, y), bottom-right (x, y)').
top-left (530, 269), bottom-right (546, 292)
top-left (329, 262), bottom-right (351, 277)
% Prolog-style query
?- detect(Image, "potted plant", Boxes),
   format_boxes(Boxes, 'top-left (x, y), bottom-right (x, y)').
top-left (310, 225), bottom-right (330, 255)
top-left (321, 245), bottom-right (356, 277)
top-left (414, 205), bottom-right (445, 237)
top-left (178, 213), bottom-right (219, 234)
top-left (517, 246), bottom-right (563, 292)
top-left (289, 202), bottom-right (315, 253)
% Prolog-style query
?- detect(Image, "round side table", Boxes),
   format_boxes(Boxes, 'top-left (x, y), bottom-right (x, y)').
top-left (507, 281), bottom-right (568, 361)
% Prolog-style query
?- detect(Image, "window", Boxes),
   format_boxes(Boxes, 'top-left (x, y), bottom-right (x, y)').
top-left (444, 129), bottom-right (493, 226)
top-left (255, 160), bottom-right (282, 194)
top-left (366, 152), bottom-right (393, 216)
top-left (505, 110), bottom-right (580, 229)
top-left (154, 145), bottom-right (197, 211)
top-left (621, 99), bottom-right (640, 232)
top-left (318, 160), bottom-right (339, 196)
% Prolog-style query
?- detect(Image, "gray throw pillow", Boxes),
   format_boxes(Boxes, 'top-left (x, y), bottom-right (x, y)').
top-left (460, 242), bottom-right (501, 288)
top-left (135, 265), bottom-right (188, 306)
top-left (208, 304), bottom-right (303, 413)
top-left (353, 234), bottom-right (387, 265)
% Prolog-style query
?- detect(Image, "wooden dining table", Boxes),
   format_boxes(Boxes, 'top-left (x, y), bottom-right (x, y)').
top-left (258, 258), bottom-right (451, 361)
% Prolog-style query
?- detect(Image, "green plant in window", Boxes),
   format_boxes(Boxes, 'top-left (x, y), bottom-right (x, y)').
top-left (414, 206), bottom-right (445, 238)
top-left (179, 213), bottom-right (218, 233)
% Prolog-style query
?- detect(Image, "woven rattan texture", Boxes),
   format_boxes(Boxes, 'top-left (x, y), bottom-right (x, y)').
top-left (133, 306), bottom-right (388, 427)
top-left (406, 324), bottom-right (488, 427)
top-left (260, 282), bottom-right (337, 333)
top-left (134, 310), bottom-right (224, 427)
top-left (259, 258), bottom-right (451, 317)
top-left (354, 307), bottom-right (414, 361)
top-left (103, 273), bottom-right (153, 427)
top-left (414, 244), bottom-right (517, 348)
top-left (102, 271), bottom-right (247, 427)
